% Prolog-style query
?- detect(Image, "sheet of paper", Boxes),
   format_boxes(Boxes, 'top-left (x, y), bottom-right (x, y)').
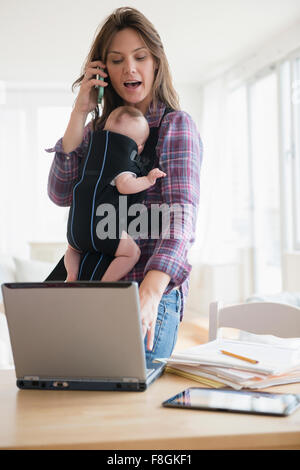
top-left (167, 364), bottom-right (244, 390)
top-left (169, 339), bottom-right (300, 375)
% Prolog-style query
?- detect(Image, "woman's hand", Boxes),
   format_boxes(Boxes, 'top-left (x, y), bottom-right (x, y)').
top-left (74, 60), bottom-right (108, 115)
top-left (139, 270), bottom-right (171, 351)
top-left (139, 286), bottom-right (161, 351)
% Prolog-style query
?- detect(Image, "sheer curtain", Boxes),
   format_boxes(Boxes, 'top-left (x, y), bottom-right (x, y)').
top-left (186, 75), bottom-right (254, 312)
top-left (194, 76), bottom-right (243, 265)
top-left (0, 87), bottom-right (72, 259)
top-left (195, 69), bottom-right (284, 299)
top-left (0, 107), bottom-right (33, 257)
top-left (249, 72), bottom-right (281, 293)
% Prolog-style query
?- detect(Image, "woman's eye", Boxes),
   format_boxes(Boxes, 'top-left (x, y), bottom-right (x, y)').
top-left (111, 56), bottom-right (147, 64)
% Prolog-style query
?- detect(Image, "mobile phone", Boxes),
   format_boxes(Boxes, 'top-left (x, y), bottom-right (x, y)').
top-left (162, 387), bottom-right (300, 417)
top-left (95, 68), bottom-right (105, 104)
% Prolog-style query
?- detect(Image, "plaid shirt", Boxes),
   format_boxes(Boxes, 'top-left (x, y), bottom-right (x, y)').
top-left (46, 101), bottom-right (203, 320)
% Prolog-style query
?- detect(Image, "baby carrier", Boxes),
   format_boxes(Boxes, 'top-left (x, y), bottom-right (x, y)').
top-left (67, 130), bottom-right (147, 256)
top-left (45, 107), bottom-right (174, 281)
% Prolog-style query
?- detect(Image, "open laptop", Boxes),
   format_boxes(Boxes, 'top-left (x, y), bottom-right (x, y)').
top-left (1, 281), bottom-right (165, 391)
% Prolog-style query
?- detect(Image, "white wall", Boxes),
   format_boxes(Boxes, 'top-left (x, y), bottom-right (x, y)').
top-left (2, 0), bottom-right (300, 86)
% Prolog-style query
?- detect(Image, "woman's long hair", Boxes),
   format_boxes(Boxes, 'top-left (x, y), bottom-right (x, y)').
top-left (72, 7), bottom-right (180, 130)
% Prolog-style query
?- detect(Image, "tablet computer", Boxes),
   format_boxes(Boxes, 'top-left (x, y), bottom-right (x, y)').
top-left (162, 387), bottom-right (300, 417)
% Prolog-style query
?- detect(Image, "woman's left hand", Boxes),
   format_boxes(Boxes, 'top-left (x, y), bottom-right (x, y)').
top-left (139, 286), bottom-right (161, 351)
top-left (138, 270), bottom-right (171, 351)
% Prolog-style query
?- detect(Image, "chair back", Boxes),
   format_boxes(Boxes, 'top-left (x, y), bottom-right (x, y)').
top-left (209, 301), bottom-right (300, 341)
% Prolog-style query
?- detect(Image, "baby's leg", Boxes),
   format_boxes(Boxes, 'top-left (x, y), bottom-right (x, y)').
top-left (100, 231), bottom-right (141, 282)
top-left (64, 245), bottom-right (82, 282)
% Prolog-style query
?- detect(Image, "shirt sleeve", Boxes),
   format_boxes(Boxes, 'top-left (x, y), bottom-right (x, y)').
top-left (143, 111), bottom-right (203, 291)
top-left (45, 121), bottom-right (93, 207)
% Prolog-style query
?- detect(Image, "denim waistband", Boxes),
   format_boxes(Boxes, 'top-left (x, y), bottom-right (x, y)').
top-left (161, 288), bottom-right (179, 305)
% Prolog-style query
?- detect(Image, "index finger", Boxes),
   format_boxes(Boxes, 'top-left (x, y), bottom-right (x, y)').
top-left (90, 60), bottom-right (106, 69)
top-left (147, 325), bottom-right (155, 351)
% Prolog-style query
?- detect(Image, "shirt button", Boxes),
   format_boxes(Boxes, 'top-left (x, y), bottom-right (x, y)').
top-left (66, 156), bottom-right (70, 160)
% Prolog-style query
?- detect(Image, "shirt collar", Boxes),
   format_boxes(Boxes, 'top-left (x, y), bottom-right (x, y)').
top-left (145, 100), bottom-right (166, 128)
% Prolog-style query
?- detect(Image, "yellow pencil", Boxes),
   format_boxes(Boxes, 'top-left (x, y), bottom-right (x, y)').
top-left (220, 349), bottom-right (259, 364)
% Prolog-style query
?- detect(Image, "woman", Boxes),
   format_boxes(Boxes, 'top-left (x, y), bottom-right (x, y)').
top-left (46, 7), bottom-right (203, 363)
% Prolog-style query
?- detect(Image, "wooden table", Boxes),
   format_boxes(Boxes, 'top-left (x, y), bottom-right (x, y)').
top-left (1, 370), bottom-right (300, 450)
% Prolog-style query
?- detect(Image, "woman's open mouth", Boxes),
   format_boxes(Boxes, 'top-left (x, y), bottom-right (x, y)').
top-left (123, 81), bottom-right (142, 89)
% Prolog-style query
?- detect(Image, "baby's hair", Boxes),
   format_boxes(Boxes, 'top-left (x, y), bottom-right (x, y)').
top-left (110, 106), bottom-right (146, 124)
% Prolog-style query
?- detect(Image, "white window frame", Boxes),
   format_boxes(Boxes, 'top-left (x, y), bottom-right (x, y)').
top-left (244, 50), bottom-right (300, 258)
top-left (276, 49), bottom-right (300, 252)
top-left (229, 50), bottom-right (300, 293)
top-left (290, 52), bottom-right (300, 250)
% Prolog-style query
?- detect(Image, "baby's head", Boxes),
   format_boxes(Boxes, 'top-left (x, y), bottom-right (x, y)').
top-left (104, 106), bottom-right (149, 154)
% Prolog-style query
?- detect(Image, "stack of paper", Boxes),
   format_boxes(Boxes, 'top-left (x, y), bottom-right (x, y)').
top-left (159, 339), bottom-right (300, 390)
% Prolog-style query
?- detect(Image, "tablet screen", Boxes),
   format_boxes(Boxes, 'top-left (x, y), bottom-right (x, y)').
top-left (162, 387), bottom-right (300, 416)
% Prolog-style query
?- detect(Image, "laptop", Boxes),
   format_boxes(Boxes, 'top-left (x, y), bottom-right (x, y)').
top-left (1, 281), bottom-right (165, 391)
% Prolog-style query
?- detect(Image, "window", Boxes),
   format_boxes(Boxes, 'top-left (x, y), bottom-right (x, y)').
top-left (292, 57), bottom-right (300, 249)
top-left (248, 72), bottom-right (281, 293)
top-left (0, 108), bottom-right (28, 256)
top-left (228, 52), bottom-right (300, 294)
top-left (0, 85), bottom-right (73, 257)
top-left (227, 86), bottom-right (251, 249)
top-left (37, 106), bottom-right (72, 241)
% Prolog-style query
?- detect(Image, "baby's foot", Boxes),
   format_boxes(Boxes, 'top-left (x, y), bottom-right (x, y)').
top-left (65, 271), bottom-right (78, 282)
top-left (64, 249), bottom-right (81, 282)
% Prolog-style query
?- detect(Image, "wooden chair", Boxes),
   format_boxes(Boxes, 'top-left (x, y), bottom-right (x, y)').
top-left (209, 301), bottom-right (300, 341)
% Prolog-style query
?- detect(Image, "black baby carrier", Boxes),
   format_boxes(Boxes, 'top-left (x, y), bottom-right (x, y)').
top-left (45, 107), bottom-right (174, 281)
top-left (67, 130), bottom-right (146, 256)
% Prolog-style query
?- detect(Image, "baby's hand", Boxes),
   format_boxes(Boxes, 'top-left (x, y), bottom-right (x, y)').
top-left (147, 168), bottom-right (167, 185)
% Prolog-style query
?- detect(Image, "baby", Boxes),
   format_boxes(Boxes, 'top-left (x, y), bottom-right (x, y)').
top-left (64, 106), bottom-right (166, 282)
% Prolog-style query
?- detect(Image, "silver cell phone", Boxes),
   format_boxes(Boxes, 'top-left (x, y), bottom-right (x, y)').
top-left (162, 387), bottom-right (300, 417)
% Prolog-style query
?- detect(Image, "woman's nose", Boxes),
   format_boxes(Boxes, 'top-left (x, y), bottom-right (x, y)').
top-left (123, 58), bottom-right (136, 74)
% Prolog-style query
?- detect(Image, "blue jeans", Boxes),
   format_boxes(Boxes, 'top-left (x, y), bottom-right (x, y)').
top-left (144, 289), bottom-right (181, 365)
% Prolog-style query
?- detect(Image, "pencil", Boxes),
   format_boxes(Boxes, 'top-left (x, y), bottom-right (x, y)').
top-left (220, 349), bottom-right (259, 364)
